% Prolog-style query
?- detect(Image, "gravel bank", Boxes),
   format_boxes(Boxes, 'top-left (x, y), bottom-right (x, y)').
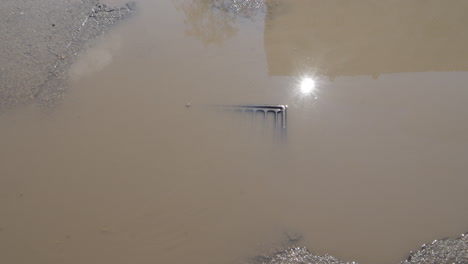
top-left (0, 0), bottom-right (135, 110)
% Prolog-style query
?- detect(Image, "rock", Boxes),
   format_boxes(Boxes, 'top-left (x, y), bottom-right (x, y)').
top-left (212, 0), bottom-right (266, 17)
top-left (401, 233), bottom-right (468, 264)
top-left (250, 233), bottom-right (468, 264)
top-left (250, 247), bottom-right (358, 264)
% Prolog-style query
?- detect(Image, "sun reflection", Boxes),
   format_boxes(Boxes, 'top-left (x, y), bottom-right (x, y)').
top-left (300, 77), bottom-right (316, 95)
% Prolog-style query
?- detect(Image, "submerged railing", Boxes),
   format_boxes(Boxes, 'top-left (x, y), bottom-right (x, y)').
top-left (221, 104), bottom-right (288, 139)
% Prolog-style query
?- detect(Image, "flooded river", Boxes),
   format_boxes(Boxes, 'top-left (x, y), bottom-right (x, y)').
top-left (1, 1), bottom-right (468, 263)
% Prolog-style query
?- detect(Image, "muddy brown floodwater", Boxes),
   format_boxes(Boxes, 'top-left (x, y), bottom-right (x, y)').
top-left (2, 1), bottom-right (468, 264)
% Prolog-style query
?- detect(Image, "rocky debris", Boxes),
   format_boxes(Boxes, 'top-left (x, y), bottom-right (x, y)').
top-left (213, 0), bottom-right (265, 12)
top-left (250, 247), bottom-right (359, 264)
top-left (402, 233), bottom-right (468, 264)
top-left (91, 2), bottom-right (136, 20)
top-left (249, 232), bottom-right (468, 264)
top-left (248, 231), bottom-right (357, 264)
top-left (212, 0), bottom-right (269, 17)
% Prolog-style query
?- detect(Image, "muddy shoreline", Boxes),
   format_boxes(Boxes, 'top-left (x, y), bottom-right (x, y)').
top-left (0, 0), bottom-right (135, 110)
